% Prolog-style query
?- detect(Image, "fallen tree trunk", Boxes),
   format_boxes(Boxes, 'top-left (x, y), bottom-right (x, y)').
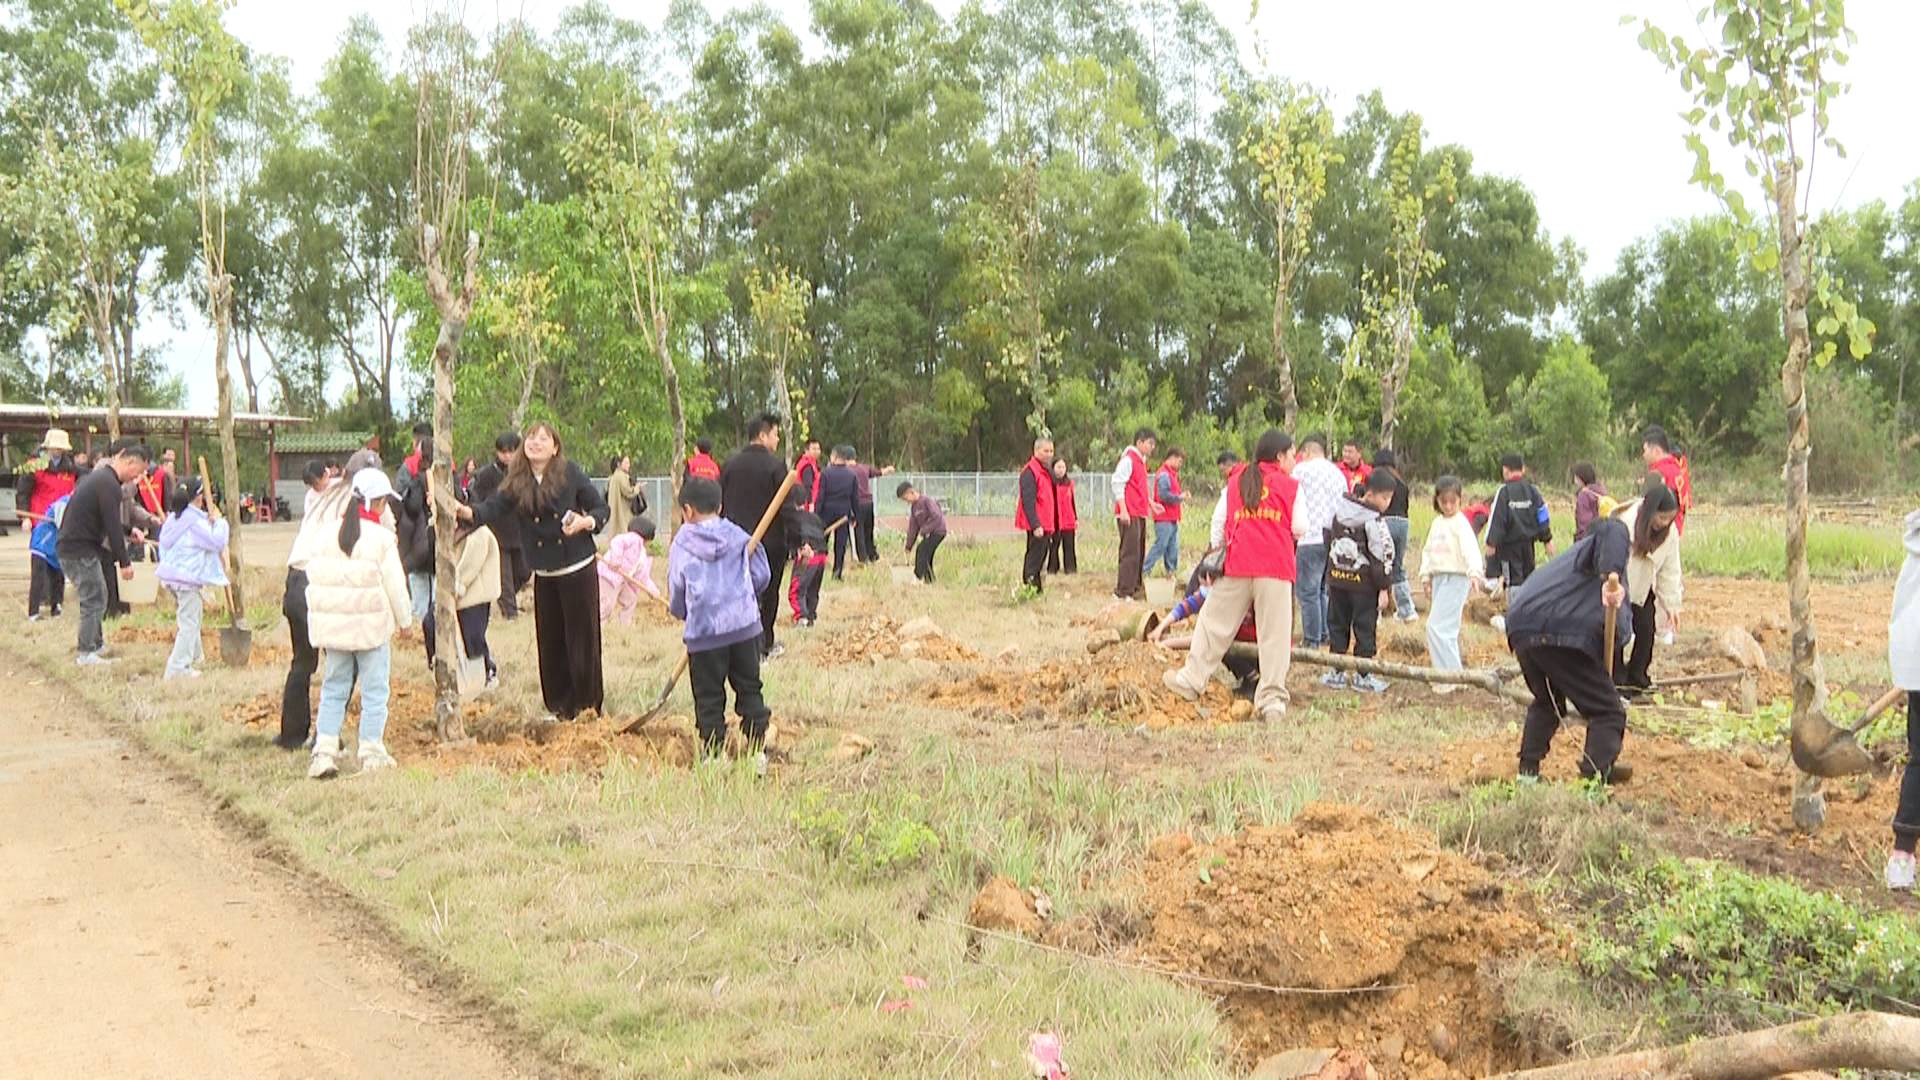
top-left (1169, 640), bottom-right (1533, 705)
top-left (1490, 1011), bottom-right (1920, 1080)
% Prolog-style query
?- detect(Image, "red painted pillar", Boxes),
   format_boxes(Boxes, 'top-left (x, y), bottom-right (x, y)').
top-left (268, 423), bottom-right (279, 486)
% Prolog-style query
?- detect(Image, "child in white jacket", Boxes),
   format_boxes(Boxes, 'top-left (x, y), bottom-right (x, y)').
top-left (304, 468), bottom-right (414, 779)
top-left (1420, 476), bottom-right (1486, 688)
top-left (1886, 509), bottom-right (1920, 891)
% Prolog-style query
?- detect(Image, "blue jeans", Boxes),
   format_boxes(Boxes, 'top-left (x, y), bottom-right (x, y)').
top-left (1295, 542), bottom-right (1329, 648)
top-left (1385, 516), bottom-right (1415, 617)
top-left (166, 587), bottom-right (206, 676)
top-left (408, 571), bottom-right (433, 623)
top-left (1425, 573), bottom-right (1470, 671)
top-left (1145, 521), bottom-right (1180, 573)
top-left (317, 644), bottom-right (391, 746)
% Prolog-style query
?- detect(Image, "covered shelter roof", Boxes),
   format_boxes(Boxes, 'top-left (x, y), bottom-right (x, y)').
top-left (0, 403), bottom-right (311, 440)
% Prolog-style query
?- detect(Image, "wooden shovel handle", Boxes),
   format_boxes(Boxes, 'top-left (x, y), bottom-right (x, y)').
top-left (1603, 572), bottom-right (1621, 678)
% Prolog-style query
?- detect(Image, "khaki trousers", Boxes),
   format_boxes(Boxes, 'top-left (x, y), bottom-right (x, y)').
top-left (1175, 575), bottom-right (1293, 716)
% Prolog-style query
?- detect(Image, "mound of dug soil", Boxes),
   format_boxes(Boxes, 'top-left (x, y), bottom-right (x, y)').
top-left (926, 640), bottom-right (1239, 728)
top-left (818, 615), bottom-right (983, 666)
top-left (1141, 803), bottom-right (1553, 1078)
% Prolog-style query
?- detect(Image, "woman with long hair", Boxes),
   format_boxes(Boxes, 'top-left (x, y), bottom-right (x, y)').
top-left (458, 422), bottom-right (609, 720)
top-left (1162, 429), bottom-right (1298, 722)
top-left (1611, 479), bottom-right (1682, 697)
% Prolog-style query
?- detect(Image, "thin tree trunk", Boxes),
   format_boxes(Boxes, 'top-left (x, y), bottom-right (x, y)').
top-left (210, 275), bottom-right (246, 622)
top-left (653, 297), bottom-right (686, 534)
top-left (1775, 161), bottom-right (1871, 799)
top-left (234, 321), bottom-right (260, 413)
top-left (85, 296), bottom-right (122, 441)
top-left (771, 352), bottom-right (792, 437)
top-left (1273, 217), bottom-right (1299, 431)
top-left (510, 349), bottom-right (539, 430)
top-left (1379, 308), bottom-right (1414, 452)
top-left (422, 228), bottom-right (477, 746)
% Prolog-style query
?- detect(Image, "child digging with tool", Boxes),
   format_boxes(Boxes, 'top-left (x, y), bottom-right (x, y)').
top-left (898, 481), bottom-right (948, 584)
top-left (155, 476), bottom-right (230, 680)
top-left (668, 477), bottom-right (774, 774)
top-left (599, 514), bottom-right (661, 624)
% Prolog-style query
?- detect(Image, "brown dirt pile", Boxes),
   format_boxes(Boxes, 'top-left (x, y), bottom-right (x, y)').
top-left (1140, 803), bottom-right (1552, 1078)
top-left (113, 624), bottom-right (290, 668)
top-left (817, 616), bottom-right (982, 666)
top-left (926, 640), bottom-right (1239, 728)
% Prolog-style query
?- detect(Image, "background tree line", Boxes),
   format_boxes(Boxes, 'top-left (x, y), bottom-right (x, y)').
top-left (3, 0), bottom-right (1917, 489)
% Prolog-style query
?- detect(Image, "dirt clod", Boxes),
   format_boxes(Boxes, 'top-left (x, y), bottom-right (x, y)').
top-left (926, 641), bottom-right (1234, 728)
top-left (967, 875), bottom-right (1042, 937)
top-left (1250, 1047), bottom-right (1335, 1080)
top-left (820, 616), bottom-right (982, 666)
top-left (1718, 626), bottom-right (1769, 671)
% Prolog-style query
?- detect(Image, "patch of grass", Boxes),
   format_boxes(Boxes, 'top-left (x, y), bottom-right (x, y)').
top-left (1680, 514), bottom-right (1904, 581)
top-left (1432, 780), bottom-right (1647, 881)
top-left (1577, 857), bottom-right (1920, 1037)
top-left (1495, 954), bottom-right (1647, 1060)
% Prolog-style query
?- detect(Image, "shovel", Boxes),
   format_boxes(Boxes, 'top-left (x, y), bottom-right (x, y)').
top-left (622, 468), bottom-right (801, 735)
top-left (1603, 572), bottom-right (1620, 679)
top-left (200, 455), bottom-right (252, 665)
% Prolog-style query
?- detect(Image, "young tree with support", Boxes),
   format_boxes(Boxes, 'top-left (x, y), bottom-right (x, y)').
top-left (562, 95), bottom-right (689, 529)
top-left (409, 12), bottom-right (498, 744)
top-left (747, 262), bottom-right (810, 432)
top-left (1374, 117), bottom-right (1455, 454)
top-left (120, 0), bottom-right (248, 620)
top-left (1636, 0), bottom-right (1877, 830)
top-left (1241, 82), bottom-right (1337, 432)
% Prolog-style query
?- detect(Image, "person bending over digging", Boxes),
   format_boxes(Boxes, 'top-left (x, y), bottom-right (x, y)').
top-left (668, 477), bottom-right (774, 776)
top-left (1148, 549), bottom-right (1258, 696)
top-left (1504, 513), bottom-right (1633, 785)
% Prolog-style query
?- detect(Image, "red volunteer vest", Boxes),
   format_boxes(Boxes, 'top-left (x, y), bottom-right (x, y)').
top-left (686, 452), bottom-right (721, 481)
top-left (1153, 464), bottom-right (1182, 523)
top-left (27, 465), bottom-right (77, 517)
top-left (1223, 462), bottom-right (1298, 582)
top-left (1119, 447), bottom-right (1151, 517)
top-left (1650, 454), bottom-right (1692, 533)
top-left (1055, 477), bottom-right (1078, 530)
top-left (1014, 457), bottom-right (1057, 533)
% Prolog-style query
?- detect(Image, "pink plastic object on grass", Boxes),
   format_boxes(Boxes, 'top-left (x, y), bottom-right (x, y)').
top-left (1025, 1031), bottom-right (1069, 1079)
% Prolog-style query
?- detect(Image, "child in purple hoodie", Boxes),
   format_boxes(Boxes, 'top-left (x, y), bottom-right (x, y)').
top-left (668, 477), bottom-right (774, 769)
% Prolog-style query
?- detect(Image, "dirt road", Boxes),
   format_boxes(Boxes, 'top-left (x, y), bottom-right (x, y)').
top-left (0, 659), bottom-right (529, 1080)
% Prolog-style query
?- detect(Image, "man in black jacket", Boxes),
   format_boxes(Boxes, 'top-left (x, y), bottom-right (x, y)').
top-left (817, 447), bottom-right (859, 580)
top-left (721, 412), bottom-right (800, 659)
top-left (1505, 515), bottom-right (1633, 784)
top-left (471, 432), bottom-right (528, 618)
top-left (57, 439), bottom-right (149, 665)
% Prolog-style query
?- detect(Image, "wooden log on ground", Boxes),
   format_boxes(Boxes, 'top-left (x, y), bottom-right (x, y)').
top-left (1490, 1011), bottom-right (1920, 1080)
top-left (1171, 641), bottom-right (1535, 705)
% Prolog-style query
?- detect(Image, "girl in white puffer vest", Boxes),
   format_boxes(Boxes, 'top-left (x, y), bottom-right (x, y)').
top-left (304, 468), bottom-right (414, 779)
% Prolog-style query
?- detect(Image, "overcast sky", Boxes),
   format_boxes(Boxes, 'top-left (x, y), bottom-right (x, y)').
top-left (173, 0), bottom-right (1920, 410)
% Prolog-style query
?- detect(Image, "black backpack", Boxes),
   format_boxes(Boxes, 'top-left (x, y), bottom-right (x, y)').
top-left (1326, 508), bottom-right (1388, 591)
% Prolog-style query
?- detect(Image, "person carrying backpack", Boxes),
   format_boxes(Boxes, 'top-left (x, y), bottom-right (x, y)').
top-left (1321, 472), bottom-right (1398, 693)
top-left (1484, 453), bottom-right (1555, 588)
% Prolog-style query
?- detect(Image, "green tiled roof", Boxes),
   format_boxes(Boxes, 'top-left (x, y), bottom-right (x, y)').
top-left (275, 430), bottom-right (371, 454)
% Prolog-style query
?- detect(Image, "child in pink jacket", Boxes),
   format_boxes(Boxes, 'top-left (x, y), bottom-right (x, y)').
top-left (599, 515), bottom-right (660, 623)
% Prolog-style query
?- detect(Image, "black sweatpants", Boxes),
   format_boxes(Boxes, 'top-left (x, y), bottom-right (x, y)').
top-left (1115, 518), bottom-right (1146, 599)
top-left (1488, 544), bottom-right (1537, 588)
top-left (1614, 599), bottom-right (1657, 694)
top-left (757, 547), bottom-right (789, 655)
top-left (278, 569), bottom-right (319, 748)
top-left (1516, 644), bottom-right (1628, 780)
top-left (533, 563), bottom-right (603, 719)
top-left (497, 544), bottom-right (530, 617)
top-left (1896, 691), bottom-right (1919, 854)
top-left (1048, 530), bottom-right (1078, 574)
top-left (690, 636), bottom-right (770, 752)
top-left (1022, 532), bottom-right (1049, 591)
top-left (425, 604), bottom-right (496, 679)
top-left (855, 502), bottom-right (878, 562)
top-left (830, 518), bottom-right (853, 578)
top-left (29, 557), bottom-right (65, 615)
top-left (1327, 588), bottom-right (1380, 659)
top-left (914, 532), bottom-right (946, 583)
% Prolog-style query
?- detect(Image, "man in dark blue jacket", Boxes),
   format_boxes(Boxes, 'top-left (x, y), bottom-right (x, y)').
top-left (1505, 515), bottom-right (1633, 784)
top-left (817, 446), bottom-right (859, 580)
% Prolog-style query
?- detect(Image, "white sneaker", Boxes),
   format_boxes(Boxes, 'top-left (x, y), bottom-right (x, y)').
top-left (1490, 615), bottom-right (1507, 633)
top-left (308, 734), bottom-right (341, 780)
top-left (1351, 674), bottom-right (1390, 694)
top-left (359, 741), bottom-right (397, 772)
top-left (752, 750), bottom-right (769, 778)
top-left (766, 645), bottom-right (786, 661)
top-left (164, 667), bottom-right (203, 681)
top-left (1887, 851), bottom-right (1917, 891)
top-left (1161, 669), bottom-right (1199, 702)
top-left (27, 612), bottom-right (42, 623)
top-left (1319, 670), bottom-right (1348, 690)
top-left (75, 651), bottom-right (112, 667)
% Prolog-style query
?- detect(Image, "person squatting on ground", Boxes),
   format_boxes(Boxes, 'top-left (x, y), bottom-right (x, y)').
top-left (304, 468), bottom-right (414, 780)
top-left (1047, 459), bottom-right (1078, 575)
top-left (461, 421), bottom-right (609, 721)
top-left (1484, 453), bottom-right (1554, 589)
top-left (1162, 430), bottom-right (1298, 722)
top-left (57, 439), bottom-right (148, 665)
top-left (719, 413), bottom-right (800, 660)
top-left (1016, 438), bottom-right (1057, 592)
top-left (899, 482), bottom-right (948, 584)
top-left (154, 476), bottom-right (230, 680)
top-left (1885, 508), bottom-right (1920, 891)
top-left (1148, 549), bottom-right (1259, 696)
top-left (1111, 428), bottom-right (1157, 601)
top-left (1505, 513), bottom-right (1634, 785)
top-left (423, 520), bottom-right (503, 691)
top-left (1320, 471), bottom-right (1398, 694)
top-left (669, 477), bottom-right (774, 773)
top-left (19, 428), bottom-right (79, 619)
top-left (1289, 435), bottom-right (1349, 652)
top-left (1371, 450), bottom-right (1416, 622)
top-left (1420, 476), bottom-right (1487, 690)
top-left (1144, 448), bottom-right (1185, 577)
top-left (1612, 481), bottom-right (1683, 699)
top-left (787, 509), bottom-right (828, 625)
top-left (600, 514), bottom-right (661, 624)
top-left (278, 448), bottom-right (383, 749)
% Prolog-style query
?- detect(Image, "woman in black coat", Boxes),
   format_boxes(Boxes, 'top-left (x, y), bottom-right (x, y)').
top-left (458, 422), bottom-right (609, 719)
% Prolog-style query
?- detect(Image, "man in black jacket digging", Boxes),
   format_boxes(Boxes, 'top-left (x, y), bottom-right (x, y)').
top-left (57, 439), bottom-right (149, 665)
top-left (721, 412), bottom-right (801, 660)
top-left (1505, 514), bottom-right (1634, 784)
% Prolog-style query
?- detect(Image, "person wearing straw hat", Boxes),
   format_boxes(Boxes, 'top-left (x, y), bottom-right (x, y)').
top-left (16, 428), bottom-right (79, 620)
